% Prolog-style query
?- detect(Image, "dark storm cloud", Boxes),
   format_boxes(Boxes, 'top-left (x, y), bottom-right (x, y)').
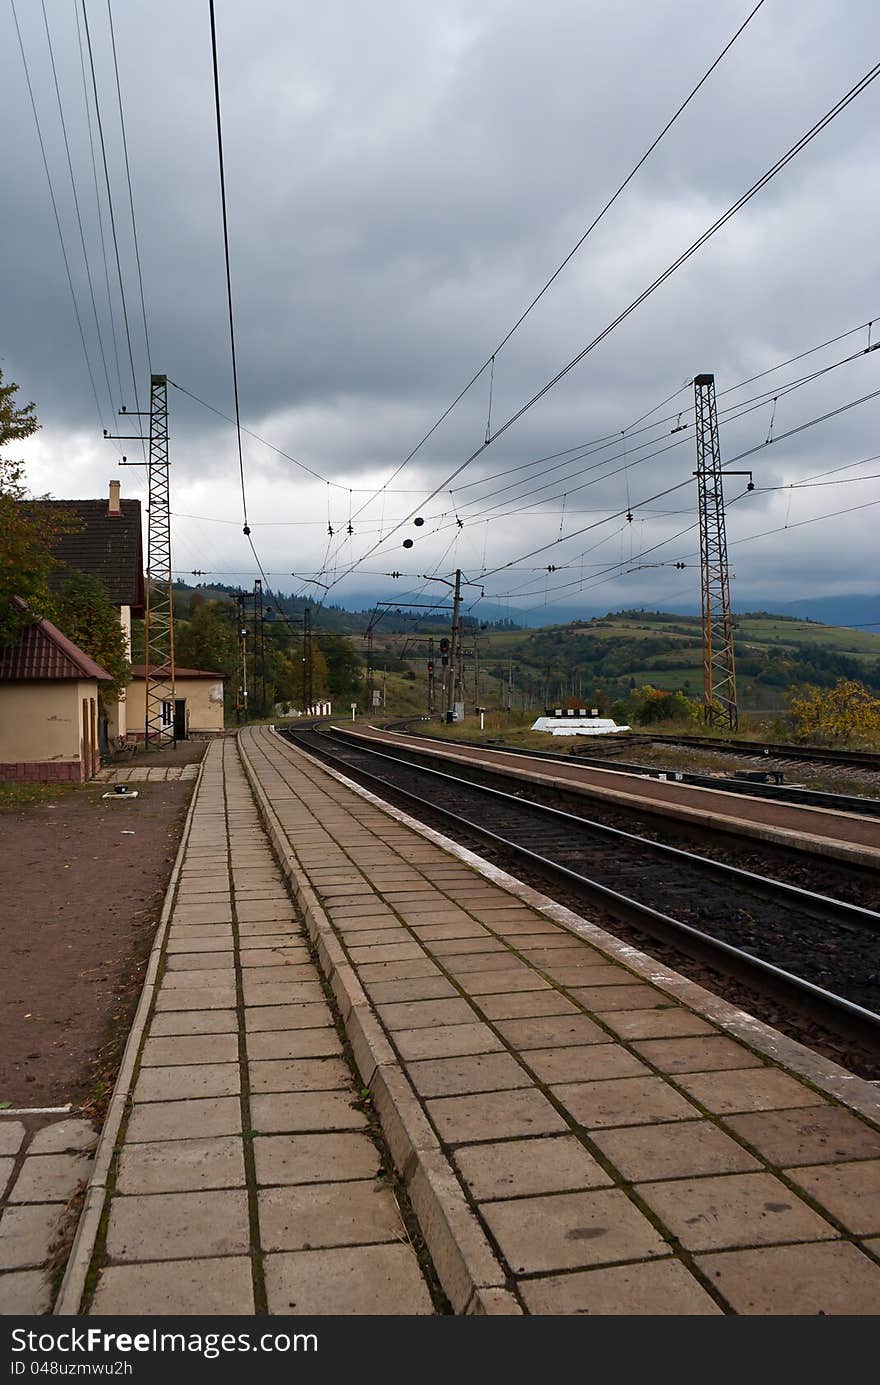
top-left (2, 0), bottom-right (878, 615)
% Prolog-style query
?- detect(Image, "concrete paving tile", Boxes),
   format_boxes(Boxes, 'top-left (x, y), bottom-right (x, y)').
top-left (249, 1058), bottom-right (351, 1093)
top-left (148, 1009), bottom-right (238, 1037)
top-left (250, 1090), bottom-right (367, 1135)
top-left (524, 1044), bottom-right (648, 1084)
top-left (341, 928), bottom-right (410, 948)
top-left (243, 981), bottom-right (325, 1007)
top-left (633, 1036), bottom-right (766, 1074)
top-left (90, 1257), bottom-right (255, 1315)
top-left (364, 975), bottom-right (458, 1004)
top-left (377, 997), bottom-right (477, 1031)
top-left (172, 903), bottom-right (233, 925)
top-left (241, 963), bottom-right (317, 985)
top-left (676, 1067), bottom-right (819, 1114)
top-left (787, 1160), bottom-right (880, 1235)
top-left (515, 934), bottom-right (595, 952)
top-left (259, 1180), bottom-right (403, 1251)
top-left (239, 920), bottom-right (303, 936)
top-left (478, 991), bottom-right (579, 1021)
top-left (245, 1004), bottom-right (333, 1032)
top-left (125, 1097), bottom-right (242, 1144)
top-left (427, 939), bottom-right (509, 960)
top-left (521, 1258), bottom-right (722, 1315)
top-left (493, 1014), bottom-right (607, 1049)
top-left (0, 1269), bottom-right (51, 1314)
top-left (591, 1120), bottom-right (762, 1182)
top-left (0, 1123), bottom-right (26, 1157)
top-left (254, 1133), bottom-right (379, 1185)
top-left (166, 936), bottom-right (234, 954)
top-left (551, 1076), bottom-right (699, 1129)
top-left (483, 917), bottom-right (559, 936)
top-left (540, 964), bottom-right (639, 989)
top-left (393, 1023), bottom-right (503, 1062)
top-left (567, 984), bottom-right (666, 1011)
top-left (105, 1189), bottom-right (251, 1261)
top-left (357, 958), bottom-right (440, 982)
top-left (0, 1204), bottom-right (65, 1269)
top-left (348, 942), bottom-right (427, 965)
top-left (697, 1241), bottom-right (880, 1314)
top-left (140, 1034), bottom-right (239, 1067)
top-left (406, 1052), bottom-right (530, 1099)
top-left (116, 1137), bottom-right (246, 1194)
top-left (27, 1119), bottom-right (95, 1155)
top-left (725, 1106), bottom-right (880, 1167)
top-left (264, 1244), bottom-right (433, 1314)
top-left (483, 1188), bottom-right (668, 1274)
top-left (637, 1172), bottom-right (839, 1250)
top-left (461, 969), bottom-right (551, 997)
top-left (247, 1029), bottom-right (342, 1060)
top-left (427, 1088), bottom-right (568, 1144)
top-left (409, 922), bottom-right (490, 942)
top-left (162, 966), bottom-right (236, 990)
top-left (9, 1153), bottom-right (92, 1204)
top-left (442, 952), bottom-right (525, 976)
top-left (596, 1007), bottom-right (716, 1040)
top-left (134, 1063), bottom-right (240, 1103)
top-left (454, 1135), bottom-right (611, 1201)
top-left (155, 985), bottom-right (237, 1011)
top-left (239, 942), bottom-right (308, 961)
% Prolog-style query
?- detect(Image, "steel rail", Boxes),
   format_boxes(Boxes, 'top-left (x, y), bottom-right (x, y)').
top-left (384, 718), bottom-right (880, 819)
top-left (281, 724), bottom-right (880, 1046)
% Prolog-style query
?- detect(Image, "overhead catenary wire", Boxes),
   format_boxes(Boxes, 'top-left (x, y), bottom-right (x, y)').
top-left (345, 0), bottom-right (769, 524)
top-left (207, 0), bottom-right (249, 532)
top-left (39, 0), bottom-right (115, 418)
top-left (106, 0), bottom-right (151, 373)
top-left (10, 0), bottom-right (107, 433)
top-left (317, 62), bottom-right (880, 596)
top-left (81, 0), bottom-right (145, 442)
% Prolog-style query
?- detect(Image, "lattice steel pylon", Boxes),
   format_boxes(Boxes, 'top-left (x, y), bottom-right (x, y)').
top-left (144, 374), bottom-right (176, 745)
top-left (693, 373), bottom-right (738, 730)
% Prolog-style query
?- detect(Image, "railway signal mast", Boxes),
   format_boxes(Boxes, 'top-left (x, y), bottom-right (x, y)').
top-left (693, 373), bottom-right (752, 731)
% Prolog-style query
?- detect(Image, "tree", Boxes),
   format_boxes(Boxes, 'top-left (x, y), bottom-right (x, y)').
top-left (50, 571), bottom-right (130, 704)
top-left (0, 372), bottom-right (77, 644)
top-left (787, 680), bottom-right (880, 746)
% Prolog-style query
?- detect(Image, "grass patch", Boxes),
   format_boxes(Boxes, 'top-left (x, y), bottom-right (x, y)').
top-left (0, 780), bottom-right (81, 810)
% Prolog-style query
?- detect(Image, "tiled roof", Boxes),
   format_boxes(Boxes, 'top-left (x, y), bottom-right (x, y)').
top-left (0, 603), bottom-right (112, 682)
top-left (27, 498), bottom-right (145, 611)
top-left (129, 664), bottom-right (227, 680)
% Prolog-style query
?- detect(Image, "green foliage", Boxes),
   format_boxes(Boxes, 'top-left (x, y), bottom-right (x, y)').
top-left (613, 684), bottom-right (701, 726)
top-left (50, 570), bottom-right (130, 703)
top-left (0, 372), bottom-right (79, 645)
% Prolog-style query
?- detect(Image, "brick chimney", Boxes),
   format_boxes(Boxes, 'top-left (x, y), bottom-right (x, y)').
top-left (109, 479), bottom-right (121, 516)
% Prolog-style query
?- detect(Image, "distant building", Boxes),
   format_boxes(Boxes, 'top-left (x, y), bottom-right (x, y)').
top-left (0, 600), bottom-right (112, 782)
top-left (127, 665), bottom-right (227, 738)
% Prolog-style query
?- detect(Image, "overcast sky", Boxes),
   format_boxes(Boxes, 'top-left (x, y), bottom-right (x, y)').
top-left (2, 0), bottom-right (879, 621)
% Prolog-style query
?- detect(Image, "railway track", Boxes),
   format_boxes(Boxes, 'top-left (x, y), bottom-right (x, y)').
top-left (388, 718), bottom-right (880, 818)
top-left (649, 732), bottom-right (880, 773)
top-left (282, 725), bottom-right (880, 1058)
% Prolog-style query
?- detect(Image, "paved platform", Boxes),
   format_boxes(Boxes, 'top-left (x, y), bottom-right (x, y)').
top-left (236, 725), bottom-right (880, 1315)
top-left (59, 740), bottom-right (434, 1316)
top-left (343, 724), bottom-right (880, 866)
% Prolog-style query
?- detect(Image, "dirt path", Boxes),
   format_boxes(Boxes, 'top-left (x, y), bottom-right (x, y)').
top-left (0, 743), bottom-right (206, 1109)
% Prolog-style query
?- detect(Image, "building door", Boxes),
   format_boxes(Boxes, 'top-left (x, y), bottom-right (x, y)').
top-left (173, 699), bottom-right (187, 740)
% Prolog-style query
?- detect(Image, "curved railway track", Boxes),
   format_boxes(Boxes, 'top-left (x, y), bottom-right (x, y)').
top-left (281, 725), bottom-right (880, 1059)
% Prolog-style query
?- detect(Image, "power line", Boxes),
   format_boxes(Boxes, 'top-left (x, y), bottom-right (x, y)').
top-left (74, 0), bottom-right (123, 408)
top-left (346, 0), bottom-right (768, 523)
top-left (39, 0), bottom-right (115, 417)
top-left (11, 0), bottom-right (106, 432)
top-left (81, 0), bottom-right (144, 438)
top-left (319, 60), bottom-right (880, 595)
top-left (106, 0), bottom-right (151, 373)
top-left (207, 0), bottom-right (248, 532)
